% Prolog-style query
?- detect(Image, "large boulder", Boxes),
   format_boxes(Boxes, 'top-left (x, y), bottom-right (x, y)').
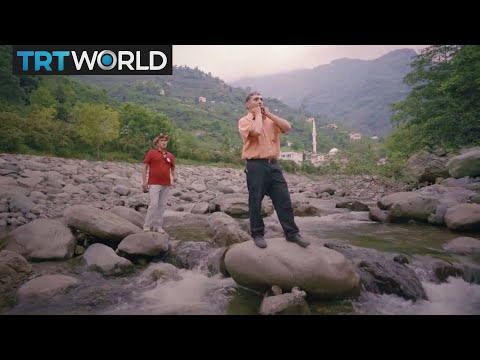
top-left (403, 152), bottom-right (450, 183)
top-left (109, 206), bottom-right (145, 229)
top-left (0, 250), bottom-right (32, 311)
top-left (17, 274), bottom-right (80, 302)
top-left (443, 237), bottom-right (480, 255)
top-left (325, 243), bottom-right (427, 301)
top-left (117, 232), bottom-right (169, 257)
top-left (4, 219), bottom-right (76, 261)
top-left (63, 205), bottom-right (142, 243)
top-left (84, 243), bottom-right (134, 276)
top-left (378, 192), bottom-right (440, 223)
top-left (444, 203), bottom-right (480, 232)
top-left (224, 238), bottom-right (360, 299)
top-left (415, 185), bottom-right (475, 225)
top-left (210, 194), bottom-right (272, 218)
top-left (208, 212), bottom-right (251, 246)
top-left (191, 202), bottom-right (210, 214)
top-left (446, 149), bottom-right (480, 178)
top-left (210, 194), bottom-right (249, 217)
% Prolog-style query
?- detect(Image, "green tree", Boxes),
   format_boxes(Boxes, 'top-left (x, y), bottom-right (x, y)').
top-left (389, 45), bottom-right (480, 155)
top-left (30, 85), bottom-right (60, 109)
top-left (0, 112), bottom-right (25, 151)
top-left (118, 102), bottom-right (176, 159)
top-left (24, 106), bottom-right (72, 153)
top-left (0, 45), bottom-right (38, 105)
top-left (72, 103), bottom-right (119, 159)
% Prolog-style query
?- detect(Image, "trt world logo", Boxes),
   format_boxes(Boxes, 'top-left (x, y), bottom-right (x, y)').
top-left (12, 45), bottom-right (172, 75)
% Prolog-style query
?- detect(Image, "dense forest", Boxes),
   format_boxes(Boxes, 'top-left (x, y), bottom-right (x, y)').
top-left (386, 45), bottom-right (480, 155)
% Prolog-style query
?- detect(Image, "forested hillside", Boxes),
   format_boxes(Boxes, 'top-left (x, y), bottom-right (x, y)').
top-left (1, 46), bottom-right (362, 166)
top-left (386, 45), bottom-right (480, 155)
top-left (74, 66), bottom-right (361, 153)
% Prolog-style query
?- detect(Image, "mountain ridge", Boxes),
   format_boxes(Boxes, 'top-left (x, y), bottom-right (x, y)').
top-left (231, 48), bottom-right (417, 137)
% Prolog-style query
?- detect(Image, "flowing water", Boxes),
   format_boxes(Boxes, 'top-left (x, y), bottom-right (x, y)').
top-left (3, 213), bottom-right (480, 315)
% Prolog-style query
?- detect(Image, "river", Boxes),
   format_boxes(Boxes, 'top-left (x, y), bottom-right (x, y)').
top-left (5, 212), bottom-right (480, 315)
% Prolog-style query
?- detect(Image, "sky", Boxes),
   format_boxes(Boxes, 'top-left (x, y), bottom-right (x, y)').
top-left (173, 45), bottom-right (429, 83)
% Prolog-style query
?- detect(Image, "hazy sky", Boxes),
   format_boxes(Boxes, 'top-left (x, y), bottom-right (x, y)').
top-left (173, 45), bottom-right (429, 83)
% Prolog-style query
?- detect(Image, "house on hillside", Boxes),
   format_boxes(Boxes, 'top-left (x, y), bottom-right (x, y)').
top-left (280, 151), bottom-right (303, 165)
top-left (329, 148), bottom-right (340, 156)
top-left (349, 132), bottom-right (361, 140)
top-left (310, 153), bottom-right (327, 165)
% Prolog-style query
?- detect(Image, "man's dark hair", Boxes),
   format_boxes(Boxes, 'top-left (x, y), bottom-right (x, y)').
top-left (245, 92), bottom-right (261, 103)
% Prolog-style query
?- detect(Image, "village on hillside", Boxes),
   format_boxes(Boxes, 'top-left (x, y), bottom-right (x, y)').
top-left (280, 118), bottom-right (378, 166)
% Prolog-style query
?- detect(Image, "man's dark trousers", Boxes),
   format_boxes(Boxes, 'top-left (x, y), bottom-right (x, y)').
top-left (245, 159), bottom-right (299, 238)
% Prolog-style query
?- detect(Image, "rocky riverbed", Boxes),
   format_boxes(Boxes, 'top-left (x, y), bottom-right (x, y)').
top-left (1, 152), bottom-right (479, 315)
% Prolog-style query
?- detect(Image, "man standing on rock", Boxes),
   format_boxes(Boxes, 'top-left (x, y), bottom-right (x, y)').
top-left (238, 92), bottom-right (310, 249)
top-left (142, 133), bottom-right (177, 233)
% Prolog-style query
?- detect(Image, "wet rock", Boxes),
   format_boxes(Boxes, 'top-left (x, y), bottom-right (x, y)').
top-left (432, 259), bottom-right (464, 282)
top-left (394, 254), bottom-right (409, 265)
top-left (259, 287), bottom-right (310, 315)
top-left (17, 274), bottom-right (80, 302)
top-left (163, 241), bottom-right (215, 271)
top-left (336, 200), bottom-right (369, 212)
top-left (443, 237), bottom-right (480, 254)
top-left (0, 250), bottom-right (33, 311)
top-left (325, 243), bottom-right (427, 301)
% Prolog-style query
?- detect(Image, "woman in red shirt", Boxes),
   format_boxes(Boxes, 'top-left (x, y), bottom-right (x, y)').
top-left (142, 133), bottom-right (177, 233)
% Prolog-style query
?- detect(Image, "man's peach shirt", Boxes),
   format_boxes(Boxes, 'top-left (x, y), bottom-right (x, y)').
top-left (238, 112), bottom-right (284, 160)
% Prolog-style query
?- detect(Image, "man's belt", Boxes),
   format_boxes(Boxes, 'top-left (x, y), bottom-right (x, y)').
top-left (247, 158), bottom-right (277, 164)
